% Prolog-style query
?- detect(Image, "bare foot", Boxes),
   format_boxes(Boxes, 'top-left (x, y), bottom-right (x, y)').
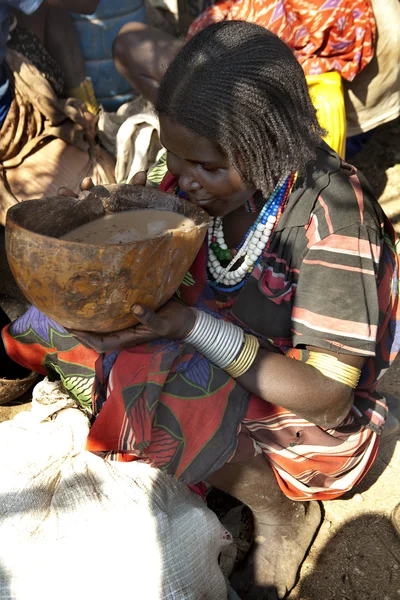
top-left (230, 500), bottom-right (322, 599)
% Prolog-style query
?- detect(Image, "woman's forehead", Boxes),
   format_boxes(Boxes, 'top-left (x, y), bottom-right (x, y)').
top-left (159, 115), bottom-right (226, 164)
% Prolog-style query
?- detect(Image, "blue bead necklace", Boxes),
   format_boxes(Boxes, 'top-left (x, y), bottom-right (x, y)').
top-left (207, 172), bottom-right (295, 293)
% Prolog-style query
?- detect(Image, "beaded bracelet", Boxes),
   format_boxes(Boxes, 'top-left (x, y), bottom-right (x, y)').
top-left (306, 352), bottom-right (361, 389)
top-left (226, 334), bottom-right (260, 378)
top-left (184, 309), bottom-right (244, 369)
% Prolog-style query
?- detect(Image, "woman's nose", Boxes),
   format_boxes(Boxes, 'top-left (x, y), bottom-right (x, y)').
top-left (166, 153), bottom-right (202, 192)
top-left (178, 174), bottom-right (202, 192)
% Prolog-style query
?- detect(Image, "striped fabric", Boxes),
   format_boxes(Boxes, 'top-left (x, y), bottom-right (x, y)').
top-left (234, 401), bottom-right (379, 500)
top-left (146, 152), bottom-right (167, 187)
top-left (232, 143), bottom-right (400, 435)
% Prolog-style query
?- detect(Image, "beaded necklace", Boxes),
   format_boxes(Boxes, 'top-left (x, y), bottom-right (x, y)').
top-left (245, 190), bottom-right (266, 213)
top-left (207, 172), bottom-right (295, 294)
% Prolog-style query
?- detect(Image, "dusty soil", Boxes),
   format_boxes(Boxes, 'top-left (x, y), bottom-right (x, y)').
top-left (351, 118), bottom-right (400, 232)
top-left (1, 117), bottom-right (400, 599)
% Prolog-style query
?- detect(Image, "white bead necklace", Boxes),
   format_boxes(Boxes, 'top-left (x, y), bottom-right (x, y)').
top-left (207, 173), bottom-right (293, 290)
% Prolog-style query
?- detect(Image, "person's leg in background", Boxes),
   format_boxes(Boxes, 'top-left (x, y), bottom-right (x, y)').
top-left (112, 1), bottom-right (215, 104)
top-left (113, 21), bottom-right (183, 105)
top-left (44, 6), bottom-right (97, 114)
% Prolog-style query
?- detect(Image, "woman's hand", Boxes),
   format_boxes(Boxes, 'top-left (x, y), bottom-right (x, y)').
top-left (57, 171), bottom-right (147, 198)
top-left (57, 176), bottom-right (96, 198)
top-left (69, 300), bottom-right (196, 353)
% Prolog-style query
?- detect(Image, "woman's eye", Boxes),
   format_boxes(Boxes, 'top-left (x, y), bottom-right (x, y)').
top-left (200, 165), bottom-right (218, 173)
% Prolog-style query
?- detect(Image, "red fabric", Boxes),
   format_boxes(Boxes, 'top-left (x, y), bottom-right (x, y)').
top-left (86, 343), bottom-right (240, 481)
top-left (188, 0), bottom-right (376, 82)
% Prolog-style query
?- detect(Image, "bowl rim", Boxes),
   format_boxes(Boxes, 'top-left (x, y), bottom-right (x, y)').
top-left (7, 211), bottom-right (209, 249)
top-left (6, 184), bottom-right (210, 247)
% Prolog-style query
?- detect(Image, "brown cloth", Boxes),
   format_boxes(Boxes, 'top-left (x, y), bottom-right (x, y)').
top-left (0, 50), bottom-right (115, 225)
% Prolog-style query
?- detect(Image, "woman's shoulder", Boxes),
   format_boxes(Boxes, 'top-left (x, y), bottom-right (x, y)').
top-left (315, 149), bottom-right (384, 236)
top-left (278, 144), bottom-right (385, 240)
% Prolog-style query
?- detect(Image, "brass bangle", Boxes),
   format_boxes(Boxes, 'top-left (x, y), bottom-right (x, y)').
top-left (307, 357), bottom-right (360, 377)
top-left (305, 351), bottom-right (361, 389)
top-left (226, 334), bottom-right (260, 379)
top-left (227, 345), bottom-right (255, 378)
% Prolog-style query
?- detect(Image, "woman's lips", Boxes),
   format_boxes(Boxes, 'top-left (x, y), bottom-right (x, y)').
top-left (187, 192), bottom-right (216, 207)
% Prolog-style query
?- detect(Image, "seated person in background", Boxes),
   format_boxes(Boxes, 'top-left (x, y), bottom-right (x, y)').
top-left (3, 22), bottom-right (400, 599)
top-left (0, 0), bottom-right (98, 127)
top-left (0, 0), bottom-right (115, 226)
top-left (12, 0), bottom-right (99, 114)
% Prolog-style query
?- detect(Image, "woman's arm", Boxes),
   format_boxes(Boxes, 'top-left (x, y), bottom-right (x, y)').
top-left (71, 302), bottom-right (365, 429)
top-left (237, 346), bottom-right (365, 428)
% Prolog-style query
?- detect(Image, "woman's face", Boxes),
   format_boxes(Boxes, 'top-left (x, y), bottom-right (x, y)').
top-left (159, 116), bottom-right (255, 217)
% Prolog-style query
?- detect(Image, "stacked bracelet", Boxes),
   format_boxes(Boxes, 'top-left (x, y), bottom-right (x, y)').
top-left (184, 310), bottom-right (260, 378)
top-left (226, 334), bottom-right (260, 378)
top-left (306, 352), bottom-right (361, 389)
top-left (184, 309), bottom-right (244, 369)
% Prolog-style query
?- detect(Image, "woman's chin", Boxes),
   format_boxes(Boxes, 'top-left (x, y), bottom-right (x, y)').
top-left (186, 195), bottom-right (236, 218)
top-left (206, 204), bottom-right (237, 218)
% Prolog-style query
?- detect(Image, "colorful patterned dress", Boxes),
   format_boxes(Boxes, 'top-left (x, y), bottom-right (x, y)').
top-left (3, 145), bottom-right (400, 501)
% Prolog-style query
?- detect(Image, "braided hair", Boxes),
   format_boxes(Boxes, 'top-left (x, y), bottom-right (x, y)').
top-left (156, 20), bottom-right (325, 196)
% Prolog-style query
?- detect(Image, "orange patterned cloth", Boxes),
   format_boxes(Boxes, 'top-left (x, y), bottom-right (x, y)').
top-left (188, 0), bottom-right (376, 82)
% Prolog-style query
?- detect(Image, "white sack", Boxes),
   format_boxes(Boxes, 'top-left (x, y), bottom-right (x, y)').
top-left (0, 379), bottom-right (230, 600)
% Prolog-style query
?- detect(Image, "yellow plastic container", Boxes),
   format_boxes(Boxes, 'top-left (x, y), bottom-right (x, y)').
top-left (68, 77), bottom-right (99, 115)
top-left (306, 71), bottom-right (346, 159)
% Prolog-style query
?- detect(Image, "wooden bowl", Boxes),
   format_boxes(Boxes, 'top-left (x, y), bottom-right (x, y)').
top-left (0, 372), bottom-right (38, 405)
top-left (5, 184), bottom-right (209, 333)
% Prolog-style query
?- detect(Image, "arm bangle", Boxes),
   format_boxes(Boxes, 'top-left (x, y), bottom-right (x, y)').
top-left (226, 334), bottom-right (260, 379)
top-left (184, 309), bottom-right (244, 369)
top-left (305, 351), bottom-right (361, 389)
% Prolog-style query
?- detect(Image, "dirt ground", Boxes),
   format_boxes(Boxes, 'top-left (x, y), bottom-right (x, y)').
top-left (1, 118), bottom-right (400, 599)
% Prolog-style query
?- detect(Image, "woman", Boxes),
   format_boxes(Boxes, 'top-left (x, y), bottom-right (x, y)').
top-left (3, 22), bottom-right (400, 599)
